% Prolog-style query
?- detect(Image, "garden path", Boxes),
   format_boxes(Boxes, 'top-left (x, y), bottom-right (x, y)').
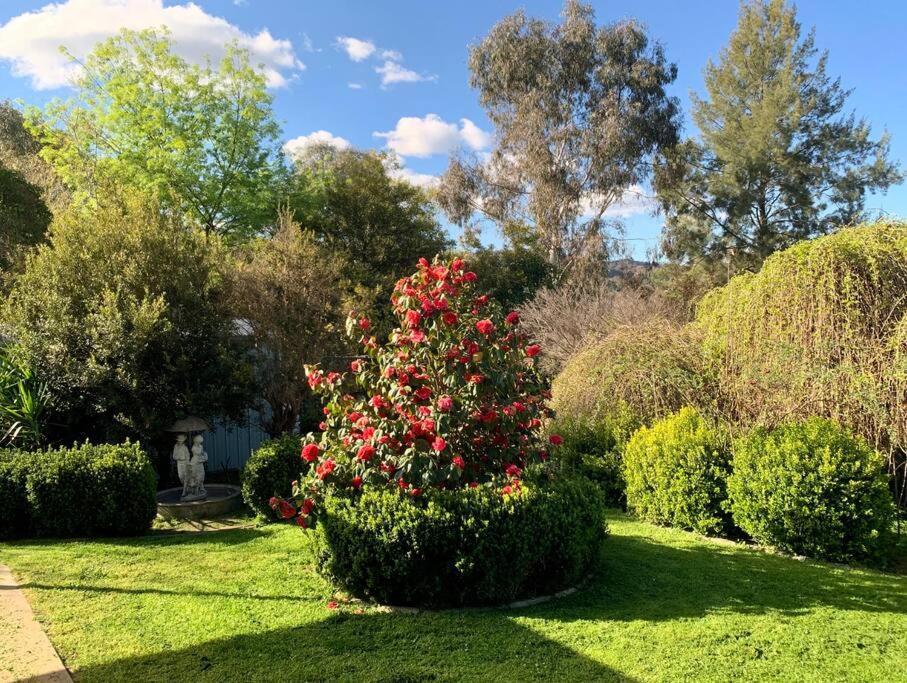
top-left (0, 564), bottom-right (72, 682)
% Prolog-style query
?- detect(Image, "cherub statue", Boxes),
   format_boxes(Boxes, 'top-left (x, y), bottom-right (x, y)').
top-left (188, 434), bottom-right (208, 497)
top-left (171, 434), bottom-right (191, 496)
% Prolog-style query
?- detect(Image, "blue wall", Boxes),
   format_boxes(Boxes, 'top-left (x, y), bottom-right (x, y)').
top-left (198, 408), bottom-right (270, 473)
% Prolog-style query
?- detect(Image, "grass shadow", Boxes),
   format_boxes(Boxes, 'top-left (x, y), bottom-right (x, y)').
top-left (69, 611), bottom-right (633, 682)
top-left (528, 527), bottom-right (907, 624)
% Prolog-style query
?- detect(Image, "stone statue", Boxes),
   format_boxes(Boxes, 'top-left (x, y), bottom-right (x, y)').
top-left (186, 434), bottom-right (208, 499)
top-left (171, 434), bottom-right (191, 497)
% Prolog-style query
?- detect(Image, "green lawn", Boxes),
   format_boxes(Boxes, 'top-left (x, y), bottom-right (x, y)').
top-left (1, 512), bottom-right (905, 682)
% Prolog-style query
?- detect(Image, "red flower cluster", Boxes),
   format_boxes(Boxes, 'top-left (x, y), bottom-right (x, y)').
top-left (273, 256), bottom-right (559, 529)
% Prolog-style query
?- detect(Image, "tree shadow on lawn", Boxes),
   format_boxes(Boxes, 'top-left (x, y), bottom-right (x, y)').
top-left (67, 611), bottom-right (633, 683)
top-left (3, 527), bottom-right (270, 549)
top-left (533, 530), bottom-right (907, 624)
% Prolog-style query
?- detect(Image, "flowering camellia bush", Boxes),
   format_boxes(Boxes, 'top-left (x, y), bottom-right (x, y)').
top-left (270, 256), bottom-right (560, 527)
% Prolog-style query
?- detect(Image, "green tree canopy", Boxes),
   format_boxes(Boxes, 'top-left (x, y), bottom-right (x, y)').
top-left (28, 29), bottom-right (284, 241)
top-left (288, 145), bottom-right (450, 331)
top-left (654, 0), bottom-right (901, 274)
top-left (2, 190), bottom-right (252, 445)
top-left (231, 211), bottom-right (350, 437)
top-left (437, 0), bottom-right (679, 275)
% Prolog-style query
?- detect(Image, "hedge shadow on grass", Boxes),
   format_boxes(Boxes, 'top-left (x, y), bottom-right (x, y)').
top-left (535, 528), bottom-right (907, 625)
top-left (68, 612), bottom-right (631, 682)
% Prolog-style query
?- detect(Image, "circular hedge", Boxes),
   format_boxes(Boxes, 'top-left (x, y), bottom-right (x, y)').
top-left (623, 407), bottom-right (731, 535)
top-left (727, 418), bottom-right (895, 563)
top-left (241, 434), bottom-right (304, 518)
top-left (314, 474), bottom-right (607, 608)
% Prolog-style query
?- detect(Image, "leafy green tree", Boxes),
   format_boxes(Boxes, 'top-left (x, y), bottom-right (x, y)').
top-left (232, 211), bottom-right (350, 437)
top-left (654, 0), bottom-right (901, 273)
top-left (2, 189), bottom-right (252, 445)
top-left (288, 145), bottom-right (450, 332)
top-left (28, 29), bottom-right (284, 241)
top-left (437, 0), bottom-right (679, 274)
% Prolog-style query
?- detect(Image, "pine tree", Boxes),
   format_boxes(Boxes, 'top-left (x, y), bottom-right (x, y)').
top-left (654, 0), bottom-right (901, 273)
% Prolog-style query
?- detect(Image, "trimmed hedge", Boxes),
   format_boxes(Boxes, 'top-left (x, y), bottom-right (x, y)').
top-left (623, 407), bottom-right (731, 535)
top-left (315, 474), bottom-right (607, 607)
top-left (0, 442), bottom-right (156, 539)
top-left (241, 434), bottom-right (303, 518)
top-left (728, 418), bottom-right (895, 563)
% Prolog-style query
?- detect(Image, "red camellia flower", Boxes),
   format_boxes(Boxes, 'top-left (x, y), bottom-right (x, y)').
top-left (475, 319), bottom-right (494, 335)
top-left (462, 271), bottom-right (477, 281)
top-left (351, 475), bottom-right (363, 489)
top-left (301, 498), bottom-right (316, 515)
top-left (357, 444), bottom-right (376, 462)
top-left (406, 310), bottom-right (422, 328)
top-left (505, 463), bottom-right (522, 478)
top-left (350, 359), bottom-right (363, 372)
top-left (409, 487), bottom-right (423, 497)
top-left (525, 344), bottom-right (541, 357)
top-left (295, 516), bottom-right (308, 529)
top-left (316, 459), bottom-right (336, 479)
top-left (358, 318), bottom-right (371, 330)
top-left (437, 395), bottom-right (453, 412)
top-left (301, 443), bottom-right (319, 463)
top-left (505, 311), bottom-right (520, 325)
top-left (549, 434), bottom-right (564, 445)
top-left (414, 386), bottom-right (432, 401)
top-left (278, 499), bottom-right (296, 519)
top-left (452, 456), bottom-right (466, 470)
top-left (268, 496), bottom-right (278, 507)
top-left (442, 311), bottom-right (458, 325)
top-left (432, 436), bottom-right (447, 452)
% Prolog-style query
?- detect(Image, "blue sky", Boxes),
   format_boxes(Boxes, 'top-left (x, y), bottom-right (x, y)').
top-left (1, 0), bottom-right (905, 257)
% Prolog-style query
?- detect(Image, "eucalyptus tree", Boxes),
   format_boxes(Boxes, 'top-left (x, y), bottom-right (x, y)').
top-left (436, 0), bottom-right (680, 275)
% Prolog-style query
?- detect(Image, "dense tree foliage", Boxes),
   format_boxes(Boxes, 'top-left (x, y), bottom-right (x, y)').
top-left (2, 191), bottom-right (252, 444)
top-left (437, 0), bottom-right (679, 274)
top-left (232, 211), bottom-right (350, 437)
top-left (288, 145), bottom-right (450, 331)
top-left (0, 165), bottom-right (50, 275)
top-left (654, 0), bottom-right (901, 273)
top-left (28, 29), bottom-right (283, 240)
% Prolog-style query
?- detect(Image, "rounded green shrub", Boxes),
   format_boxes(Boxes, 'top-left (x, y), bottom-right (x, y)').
top-left (623, 407), bottom-right (731, 535)
top-left (241, 434), bottom-right (304, 518)
top-left (0, 442), bottom-right (157, 539)
top-left (315, 474), bottom-right (607, 607)
top-left (727, 418), bottom-right (895, 563)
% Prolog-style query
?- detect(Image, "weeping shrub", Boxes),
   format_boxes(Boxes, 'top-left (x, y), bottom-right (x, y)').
top-left (622, 407), bottom-right (731, 535)
top-left (695, 222), bottom-right (907, 505)
top-left (727, 418), bottom-right (895, 564)
top-left (551, 318), bottom-right (714, 428)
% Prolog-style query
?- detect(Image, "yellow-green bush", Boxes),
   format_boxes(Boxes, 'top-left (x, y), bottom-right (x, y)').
top-left (728, 418), bottom-right (894, 564)
top-left (551, 318), bottom-right (713, 427)
top-left (622, 407), bottom-right (731, 535)
top-left (695, 221), bottom-right (907, 496)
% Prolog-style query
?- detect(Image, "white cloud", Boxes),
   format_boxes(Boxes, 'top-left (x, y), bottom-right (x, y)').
top-left (375, 60), bottom-right (433, 87)
top-left (374, 114), bottom-right (491, 158)
top-left (335, 36), bottom-right (375, 62)
top-left (0, 0), bottom-right (304, 90)
top-left (283, 130), bottom-right (351, 159)
top-left (580, 185), bottom-right (656, 219)
top-left (393, 166), bottom-right (438, 189)
top-left (348, 82), bottom-right (363, 90)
